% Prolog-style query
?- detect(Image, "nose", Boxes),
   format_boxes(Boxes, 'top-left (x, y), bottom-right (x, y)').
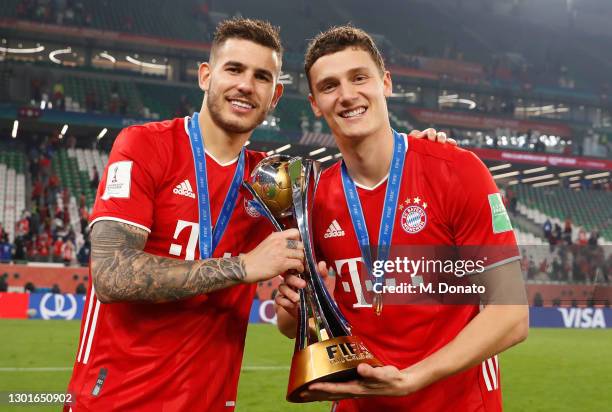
top-left (236, 73), bottom-right (255, 95)
top-left (338, 81), bottom-right (358, 106)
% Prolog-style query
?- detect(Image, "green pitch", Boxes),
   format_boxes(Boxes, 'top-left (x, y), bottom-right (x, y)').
top-left (0, 320), bottom-right (610, 411)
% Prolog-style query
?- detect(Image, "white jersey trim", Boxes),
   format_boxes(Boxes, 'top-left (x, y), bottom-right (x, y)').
top-left (77, 284), bottom-right (96, 363)
top-left (183, 116), bottom-right (239, 167)
top-left (90, 217), bottom-right (151, 233)
top-left (353, 174), bottom-right (389, 191)
top-left (205, 150), bottom-right (239, 167)
top-left (487, 357), bottom-right (498, 389)
top-left (83, 298), bottom-right (101, 364)
top-left (482, 355), bottom-right (500, 391)
top-left (482, 361), bottom-right (493, 391)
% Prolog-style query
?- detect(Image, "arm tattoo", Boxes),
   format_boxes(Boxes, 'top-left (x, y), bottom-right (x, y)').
top-left (91, 221), bottom-right (247, 303)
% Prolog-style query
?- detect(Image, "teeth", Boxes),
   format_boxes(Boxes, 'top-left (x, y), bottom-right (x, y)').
top-left (341, 107), bottom-right (366, 118)
top-left (230, 100), bottom-right (254, 109)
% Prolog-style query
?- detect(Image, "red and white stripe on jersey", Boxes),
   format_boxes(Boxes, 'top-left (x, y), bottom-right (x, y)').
top-left (482, 355), bottom-right (500, 391)
top-left (76, 285), bottom-right (100, 364)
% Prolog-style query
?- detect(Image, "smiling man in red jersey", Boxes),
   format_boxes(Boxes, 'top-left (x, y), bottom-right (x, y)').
top-left (276, 25), bottom-right (528, 412)
top-left (63, 19), bottom-right (308, 412)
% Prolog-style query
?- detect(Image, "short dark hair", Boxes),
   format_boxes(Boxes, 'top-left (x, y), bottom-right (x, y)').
top-left (304, 25), bottom-right (385, 89)
top-left (212, 18), bottom-right (283, 58)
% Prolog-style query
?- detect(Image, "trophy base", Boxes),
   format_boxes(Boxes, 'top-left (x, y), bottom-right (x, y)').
top-left (286, 335), bottom-right (382, 403)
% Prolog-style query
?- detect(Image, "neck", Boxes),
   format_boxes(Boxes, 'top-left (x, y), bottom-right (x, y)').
top-left (197, 104), bottom-right (250, 163)
top-left (337, 127), bottom-right (395, 188)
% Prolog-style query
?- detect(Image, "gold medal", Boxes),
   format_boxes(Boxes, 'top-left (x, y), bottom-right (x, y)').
top-left (374, 293), bottom-right (383, 316)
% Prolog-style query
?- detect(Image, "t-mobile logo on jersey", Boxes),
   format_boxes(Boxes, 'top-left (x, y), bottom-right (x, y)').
top-left (334, 257), bottom-right (371, 308)
top-left (168, 220), bottom-right (234, 260)
top-left (168, 220), bottom-right (199, 260)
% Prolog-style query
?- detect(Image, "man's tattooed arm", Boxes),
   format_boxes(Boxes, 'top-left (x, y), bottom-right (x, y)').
top-left (90, 221), bottom-right (247, 303)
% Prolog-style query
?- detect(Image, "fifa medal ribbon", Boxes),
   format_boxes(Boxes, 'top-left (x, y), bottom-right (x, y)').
top-left (187, 112), bottom-right (246, 259)
top-left (341, 130), bottom-right (406, 315)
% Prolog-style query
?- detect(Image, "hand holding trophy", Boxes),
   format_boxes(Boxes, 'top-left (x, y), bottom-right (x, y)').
top-left (243, 155), bottom-right (381, 403)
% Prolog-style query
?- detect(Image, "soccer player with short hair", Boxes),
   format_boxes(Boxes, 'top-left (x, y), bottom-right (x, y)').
top-left (63, 18), bottom-right (306, 411)
top-left (276, 25), bottom-right (528, 411)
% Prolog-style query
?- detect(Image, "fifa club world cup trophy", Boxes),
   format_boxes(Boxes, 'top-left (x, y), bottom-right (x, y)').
top-left (243, 155), bottom-right (381, 402)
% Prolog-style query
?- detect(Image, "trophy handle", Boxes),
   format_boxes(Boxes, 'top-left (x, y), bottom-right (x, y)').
top-left (289, 158), bottom-right (351, 346)
top-left (305, 160), bottom-right (350, 331)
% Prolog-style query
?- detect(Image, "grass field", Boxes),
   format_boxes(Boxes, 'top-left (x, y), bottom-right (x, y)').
top-left (0, 320), bottom-right (610, 411)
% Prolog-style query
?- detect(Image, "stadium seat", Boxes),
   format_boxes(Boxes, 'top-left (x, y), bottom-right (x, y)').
top-left (0, 149), bottom-right (26, 242)
top-left (516, 184), bottom-right (612, 242)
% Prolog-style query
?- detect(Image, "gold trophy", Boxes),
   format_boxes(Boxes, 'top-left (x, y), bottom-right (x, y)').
top-left (243, 155), bottom-right (381, 403)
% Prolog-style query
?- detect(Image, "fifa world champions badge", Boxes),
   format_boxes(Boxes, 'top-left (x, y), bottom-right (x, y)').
top-left (399, 196), bottom-right (428, 234)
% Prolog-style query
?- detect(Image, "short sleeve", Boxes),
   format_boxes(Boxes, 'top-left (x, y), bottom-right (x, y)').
top-left (90, 127), bottom-right (162, 232)
top-left (448, 149), bottom-right (520, 270)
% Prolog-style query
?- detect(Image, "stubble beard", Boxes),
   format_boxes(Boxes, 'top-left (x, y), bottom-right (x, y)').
top-left (206, 83), bottom-right (268, 134)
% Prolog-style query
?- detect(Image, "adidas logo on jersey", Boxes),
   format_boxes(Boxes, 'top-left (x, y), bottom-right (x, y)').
top-left (324, 220), bottom-right (345, 238)
top-left (173, 179), bottom-right (196, 198)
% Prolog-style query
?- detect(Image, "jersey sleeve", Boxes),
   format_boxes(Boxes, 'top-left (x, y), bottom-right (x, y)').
top-left (447, 149), bottom-right (520, 270)
top-left (90, 127), bottom-right (163, 232)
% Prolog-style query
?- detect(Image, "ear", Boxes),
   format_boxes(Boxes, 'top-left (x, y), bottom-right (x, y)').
top-left (308, 93), bottom-right (322, 117)
top-left (269, 82), bottom-right (284, 110)
top-left (383, 70), bottom-right (393, 98)
top-left (198, 62), bottom-right (212, 92)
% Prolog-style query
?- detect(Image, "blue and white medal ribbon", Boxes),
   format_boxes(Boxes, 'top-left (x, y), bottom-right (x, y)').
top-left (187, 112), bottom-right (246, 259)
top-left (341, 130), bottom-right (406, 315)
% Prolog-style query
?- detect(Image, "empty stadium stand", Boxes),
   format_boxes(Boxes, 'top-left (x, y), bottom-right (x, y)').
top-left (53, 147), bottom-right (107, 209)
top-left (516, 184), bottom-right (612, 242)
top-left (63, 75), bottom-right (141, 115)
top-left (135, 82), bottom-right (201, 120)
top-left (0, 148), bottom-right (26, 242)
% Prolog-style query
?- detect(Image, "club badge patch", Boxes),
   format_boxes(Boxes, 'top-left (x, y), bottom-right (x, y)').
top-left (399, 196), bottom-right (428, 234)
top-left (244, 198), bottom-right (261, 218)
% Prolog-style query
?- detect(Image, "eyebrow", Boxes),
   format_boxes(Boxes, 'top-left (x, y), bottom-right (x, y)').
top-left (223, 60), bottom-right (274, 80)
top-left (314, 66), bottom-right (372, 90)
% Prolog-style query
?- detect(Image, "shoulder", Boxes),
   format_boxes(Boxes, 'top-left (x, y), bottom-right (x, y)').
top-left (407, 134), bottom-right (457, 162)
top-left (245, 148), bottom-right (266, 163)
top-left (115, 118), bottom-right (186, 148)
top-left (244, 149), bottom-right (267, 171)
top-left (319, 160), bottom-right (342, 184)
top-left (315, 161), bottom-right (343, 210)
top-left (407, 135), bottom-right (484, 170)
top-left (316, 161), bottom-right (342, 197)
top-left (112, 118), bottom-right (187, 164)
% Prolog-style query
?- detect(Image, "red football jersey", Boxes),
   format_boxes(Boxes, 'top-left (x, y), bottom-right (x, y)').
top-left (313, 135), bottom-right (520, 412)
top-left (65, 117), bottom-right (272, 411)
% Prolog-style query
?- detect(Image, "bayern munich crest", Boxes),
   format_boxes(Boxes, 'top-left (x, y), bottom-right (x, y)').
top-left (244, 199), bottom-right (262, 218)
top-left (399, 196), bottom-right (428, 234)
